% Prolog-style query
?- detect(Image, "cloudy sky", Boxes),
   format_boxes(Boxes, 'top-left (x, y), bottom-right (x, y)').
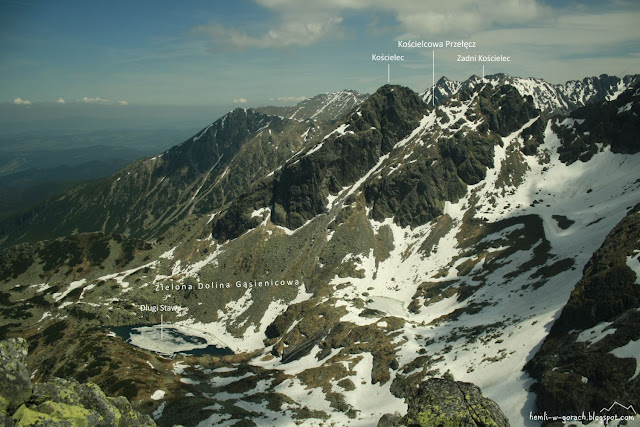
top-left (1, 0), bottom-right (639, 110)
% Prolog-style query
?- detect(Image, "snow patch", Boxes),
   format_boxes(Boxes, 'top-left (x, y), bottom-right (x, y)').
top-left (150, 390), bottom-right (165, 400)
top-left (627, 251), bottom-right (640, 284)
top-left (53, 279), bottom-right (87, 302)
top-left (610, 339), bottom-right (640, 380)
top-left (576, 321), bottom-right (616, 346)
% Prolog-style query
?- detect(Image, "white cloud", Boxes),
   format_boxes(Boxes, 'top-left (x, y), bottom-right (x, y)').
top-left (192, 0), bottom-right (559, 51)
top-left (424, 10), bottom-right (640, 84)
top-left (249, 0), bottom-right (550, 40)
top-left (472, 11), bottom-right (640, 53)
top-left (233, 98), bottom-right (248, 104)
top-left (193, 15), bottom-right (343, 50)
top-left (79, 96), bottom-right (111, 104)
top-left (391, 0), bottom-right (549, 37)
top-left (76, 97), bottom-right (129, 106)
top-left (13, 97), bottom-right (31, 105)
top-left (269, 96), bottom-right (307, 102)
top-left (192, 0), bottom-right (638, 71)
top-left (56, 97), bottom-right (66, 104)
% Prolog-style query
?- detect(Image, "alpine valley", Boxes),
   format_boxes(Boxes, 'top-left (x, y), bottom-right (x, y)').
top-left (1, 73), bottom-right (639, 427)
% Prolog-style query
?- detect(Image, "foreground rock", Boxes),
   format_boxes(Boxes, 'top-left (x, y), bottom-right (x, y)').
top-left (379, 377), bottom-right (510, 426)
top-left (0, 337), bottom-right (155, 427)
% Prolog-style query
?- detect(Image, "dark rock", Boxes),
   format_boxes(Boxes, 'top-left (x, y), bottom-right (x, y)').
top-left (365, 83), bottom-right (539, 229)
top-left (551, 215), bottom-right (575, 230)
top-left (520, 116), bottom-right (547, 156)
top-left (400, 378), bottom-right (510, 426)
top-left (359, 308), bottom-right (386, 318)
top-left (479, 84), bottom-right (540, 137)
top-left (0, 410), bottom-right (14, 426)
top-left (378, 411), bottom-right (403, 426)
top-left (555, 83), bottom-right (640, 165)
top-left (552, 203), bottom-right (640, 333)
top-left (337, 378), bottom-right (356, 391)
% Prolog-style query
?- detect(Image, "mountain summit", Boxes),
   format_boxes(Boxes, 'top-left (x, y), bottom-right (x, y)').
top-left (256, 89), bottom-right (368, 122)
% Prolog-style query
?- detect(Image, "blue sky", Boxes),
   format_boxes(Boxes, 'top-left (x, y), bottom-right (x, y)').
top-left (1, 0), bottom-right (639, 110)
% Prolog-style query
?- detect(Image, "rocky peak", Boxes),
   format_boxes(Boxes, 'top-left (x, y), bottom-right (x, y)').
top-left (160, 107), bottom-right (273, 172)
top-left (0, 106), bottom-right (314, 247)
top-left (211, 84), bottom-right (430, 239)
top-left (345, 85), bottom-right (429, 151)
top-left (256, 89), bottom-right (369, 122)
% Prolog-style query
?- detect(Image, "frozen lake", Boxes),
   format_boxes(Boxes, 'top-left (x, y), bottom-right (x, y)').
top-left (111, 324), bottom-right (234, 358)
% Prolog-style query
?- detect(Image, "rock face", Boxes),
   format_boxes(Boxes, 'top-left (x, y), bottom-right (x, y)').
top-left (379, 378), bottom-right (510, 427)
top-left (554, 82), bottom-right (640, 164)
top-left (526, 204), bottom-right (640, 420)
top-left (0, 337), bottom-right (155, 427)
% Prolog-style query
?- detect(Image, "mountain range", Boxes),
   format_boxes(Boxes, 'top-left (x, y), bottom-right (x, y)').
top-left (422, 73), bottom-right (639, 115)
top-left (1, 73), bottom-right (639, 427)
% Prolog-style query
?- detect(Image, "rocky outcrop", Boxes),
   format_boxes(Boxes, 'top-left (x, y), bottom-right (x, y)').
top-left (0, 337), bottom-right (155, 427)
top-left (379, 378), bottom-right (510, 426)
top-left (526, 204), bottom-right (640, 421)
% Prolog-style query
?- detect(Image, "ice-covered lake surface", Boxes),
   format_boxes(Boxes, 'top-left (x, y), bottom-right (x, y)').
top-left (111, 324), bottom-right (234, 358)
